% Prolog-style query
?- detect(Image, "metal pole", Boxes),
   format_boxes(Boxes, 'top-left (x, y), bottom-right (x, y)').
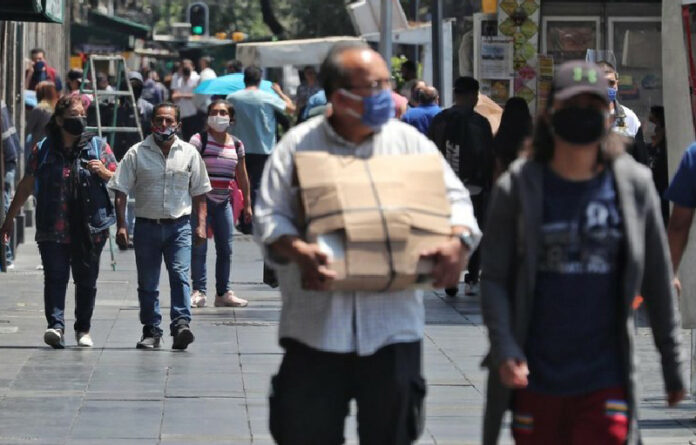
top-left (380, 0), bottom-right (393, 72)
top-left (409, 0), bottom-right (420, 64)
top-left (431, 0), bottom-right (444, 95)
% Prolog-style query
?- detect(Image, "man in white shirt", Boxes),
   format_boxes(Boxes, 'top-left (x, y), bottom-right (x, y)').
top-left (171, 59), bottom-right (200, 141)
top-left (108, 102), bottom-right (212, 350)
top-left (255, 42), bottom-right (480, 444)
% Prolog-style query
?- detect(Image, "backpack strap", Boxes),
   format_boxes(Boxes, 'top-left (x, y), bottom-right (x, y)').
top-left (198, 132), bottom-right (208, 155)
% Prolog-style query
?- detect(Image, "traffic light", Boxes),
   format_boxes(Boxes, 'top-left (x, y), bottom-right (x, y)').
top-left (187, 2), bottom-right (209, 37)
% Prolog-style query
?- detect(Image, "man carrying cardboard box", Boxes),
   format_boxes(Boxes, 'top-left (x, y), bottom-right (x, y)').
top-left (254, 42), bottom-right (481, 444)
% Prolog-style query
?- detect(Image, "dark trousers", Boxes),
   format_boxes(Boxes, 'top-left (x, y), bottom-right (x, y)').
top-left (466, 192), bottom-right (487, 284)
top-left (239, 153), bottom-right (269, 235)
top-left (38, 239), bottom-right (106, 333)
top-left (269, 339), bottom-right (426, 445)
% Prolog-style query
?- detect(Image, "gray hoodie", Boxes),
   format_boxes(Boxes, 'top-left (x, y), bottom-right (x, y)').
top-left (479, 155), bottom-right (684, 444)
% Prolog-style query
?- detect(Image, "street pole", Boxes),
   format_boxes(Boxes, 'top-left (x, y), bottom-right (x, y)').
top-left (431, 0), bottom-right (444, 95)
top-left (379, 0), bottom-right (393, 72)
top-left (409, 0), bottom-right (420, 63)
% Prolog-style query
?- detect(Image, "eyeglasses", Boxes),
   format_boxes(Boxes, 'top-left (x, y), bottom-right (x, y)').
top-left (344, 78), bottom-right (392, 94)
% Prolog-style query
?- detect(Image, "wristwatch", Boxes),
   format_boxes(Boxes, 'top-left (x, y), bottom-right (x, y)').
top-left (457, 230), bottom-right (476, 251)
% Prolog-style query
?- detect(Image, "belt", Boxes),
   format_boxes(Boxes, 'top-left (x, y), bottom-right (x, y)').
top-left (136, 215), bottom-right (188, 225)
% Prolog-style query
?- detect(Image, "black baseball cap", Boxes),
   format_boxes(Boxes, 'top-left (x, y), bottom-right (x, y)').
top-left (67, 69), bottom-right (82, 82)
top-left (553, 61), bottom-right (609, 104)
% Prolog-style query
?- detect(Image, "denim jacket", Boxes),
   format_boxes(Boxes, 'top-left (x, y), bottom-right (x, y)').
top-left (35, 134), bottom-right (116, 235)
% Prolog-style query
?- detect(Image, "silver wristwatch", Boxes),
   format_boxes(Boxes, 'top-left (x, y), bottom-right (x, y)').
top-left (457, 231), bottom-right (476, 251)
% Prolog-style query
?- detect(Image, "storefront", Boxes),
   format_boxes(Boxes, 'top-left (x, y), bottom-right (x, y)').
top-left (473, 0), bottom-right (662, 128)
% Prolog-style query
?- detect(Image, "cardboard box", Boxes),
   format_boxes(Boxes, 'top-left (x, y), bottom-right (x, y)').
top-left (294, 152), bottom-right (453, 292)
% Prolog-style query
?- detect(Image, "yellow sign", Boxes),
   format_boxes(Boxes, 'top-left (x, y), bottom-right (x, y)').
top-left (482, 0), bottom-right (497, 13)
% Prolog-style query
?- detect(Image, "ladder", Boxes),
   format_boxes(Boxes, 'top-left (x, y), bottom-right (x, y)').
top-left (80, 55), bottom-right (144, 271)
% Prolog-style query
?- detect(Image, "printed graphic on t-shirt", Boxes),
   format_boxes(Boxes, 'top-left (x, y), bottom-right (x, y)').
top-left (538, 173), bottom-right (623, 275)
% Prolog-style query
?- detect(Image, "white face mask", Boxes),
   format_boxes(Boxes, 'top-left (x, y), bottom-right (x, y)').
top-left (207, 115), bottom-right (230, 132)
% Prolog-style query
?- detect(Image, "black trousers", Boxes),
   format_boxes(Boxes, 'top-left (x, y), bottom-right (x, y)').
top-left (238, 153), bottom-right (269, 235)
top-left (465, 192), bottom-right (487, 284)
top-left (269, 339), bottom-right (426, 445)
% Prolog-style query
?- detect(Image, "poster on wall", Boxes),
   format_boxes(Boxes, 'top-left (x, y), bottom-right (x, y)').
top-left (481, 79), bottom-right (513, 106)
top-left (480, 38), bottom-right (514, 79)
top-left (542, 17), bottom-right (600, 66)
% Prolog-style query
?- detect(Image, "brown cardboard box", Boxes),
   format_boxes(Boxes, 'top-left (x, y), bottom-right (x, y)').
top-left (294, 152), bottom-right (453, 292)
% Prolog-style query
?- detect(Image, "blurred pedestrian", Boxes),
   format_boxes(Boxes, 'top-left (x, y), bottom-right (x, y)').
top-left (295, 66), bottom-right (321, 118)
top-left (189, 100), bottom-right (252, 308)
top-left (646, 105), bottom-right (668, 225)
top-left (255, 41), bottom-right (480, 445)
top-left (25, 48), bottom-right (62, 92)
top-left (108, 102), bottom-right (211, 350)
top-left (492, 97), bottom-right (532, 181)
top-left (226, 66), bottom-right (295, 225)
top-left (398, 60), bottom-right (419, 106)
top-left (171, 59), bottom-right (201, 141)
top-left (598, 61), bottom-right (648, 164)
top-left (402, 86), bottom-right (441, 135)
top-left (225, 59), bottom-right (244, 74)
top-left (480, 61), bottom-right (684, 445)
top-left (26, 81), bottom-right (58, 152)
top-left (141, 68), bottom-right (168, 106)
top-left (1, 95), bottom-right (118, 348)
top-left (429, 77), bottom-right (494, 296)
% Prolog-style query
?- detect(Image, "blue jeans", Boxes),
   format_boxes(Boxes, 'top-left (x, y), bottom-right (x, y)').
top-left (38, 239), bottom-right (106, 332)
top-left (134, 217), bottom-right (192, 336)
top-left (191, 198), bottom-right (235, 296)
top-left (3, 167), bottom-right (15, 265)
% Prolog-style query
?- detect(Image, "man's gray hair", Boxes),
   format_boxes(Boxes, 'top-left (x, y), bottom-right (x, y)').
top-left (319, 41), bottom-right (371, 100)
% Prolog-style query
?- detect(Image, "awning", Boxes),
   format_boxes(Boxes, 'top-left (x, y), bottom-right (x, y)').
top-left (87, 10), bottom-right (150, 39)
top-left (236, 37), bottom-right (364, 68)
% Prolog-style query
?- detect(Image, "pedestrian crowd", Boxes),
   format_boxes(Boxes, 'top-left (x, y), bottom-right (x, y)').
top-left (0, 43), bottom-right (691, 445)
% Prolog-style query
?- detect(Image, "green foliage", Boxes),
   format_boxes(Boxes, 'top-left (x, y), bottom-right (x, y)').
top-left (143, 0), bottom-right (355, 40)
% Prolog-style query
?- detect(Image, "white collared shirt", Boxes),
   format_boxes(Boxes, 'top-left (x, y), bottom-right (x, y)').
top-left (108, 135), bottom-right (211, 219)
top-left (254, 116), bottom-right (481, 355)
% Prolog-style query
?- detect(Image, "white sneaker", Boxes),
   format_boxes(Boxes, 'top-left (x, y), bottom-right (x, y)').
top-left (191, 290), bottom-right (207, 308)
top-left (44, 328), bottom-right (65, 349)
top-left (215, 291), bottom-right (248, 307)
top-left (76, 332), bottom-right (93, 347)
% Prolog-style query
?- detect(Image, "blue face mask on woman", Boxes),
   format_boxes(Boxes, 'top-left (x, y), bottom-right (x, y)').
top-left (340, 88), bottom-right (395, 130)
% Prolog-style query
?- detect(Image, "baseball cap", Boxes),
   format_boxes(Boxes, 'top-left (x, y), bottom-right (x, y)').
top-left (128, 71), bottom-right (144, 83)
top-left (67, 69), bottom-right (82, 82)
top-left (553, 60), bottom-right (609, 104)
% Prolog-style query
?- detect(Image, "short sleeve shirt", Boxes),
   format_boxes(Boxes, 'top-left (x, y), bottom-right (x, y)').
top-left (227, 89), bottom-right (286, 155)
top-left (665, 142), bottom-right (696, 208)
top-left (26, 137), bottom-right (117, 243)
top-left (171, 72), bottom-right (200, 118)
top-left (108, 135), bottom-right (212, 219)
top-left (189, 132), bottom-right (245, 203)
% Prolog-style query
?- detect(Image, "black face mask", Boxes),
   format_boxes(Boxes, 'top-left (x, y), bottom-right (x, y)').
top-left (182, 67), bottom-right (191, 77)
top-left (62, 117), bottom-right (87, 136)
top-left (551, 107), bottom-right (606, 145)
top-left (131, 83), bottom-right (143, 100)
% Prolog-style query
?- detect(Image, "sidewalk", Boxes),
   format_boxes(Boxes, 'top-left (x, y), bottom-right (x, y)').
top-left (0, 229), bottom-right (694, 444)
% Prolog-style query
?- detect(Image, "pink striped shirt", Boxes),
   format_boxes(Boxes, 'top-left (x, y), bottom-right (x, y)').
top-left (190, 132), bottom-right (245, 203)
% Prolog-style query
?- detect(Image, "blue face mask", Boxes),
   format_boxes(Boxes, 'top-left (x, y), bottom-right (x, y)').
top-left (340, 88), bottom-right (395, 130)
top-left (607, 87), bottom-right (618, 102)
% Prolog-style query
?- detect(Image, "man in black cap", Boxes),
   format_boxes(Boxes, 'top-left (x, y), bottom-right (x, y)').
top-left (428, 76), bottom-right (494, 297)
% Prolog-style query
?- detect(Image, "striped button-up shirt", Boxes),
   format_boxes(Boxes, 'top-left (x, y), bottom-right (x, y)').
top-left (108, 135), bottom-right (211, 219)
top-left (254, 117), bottom-right (481, 356)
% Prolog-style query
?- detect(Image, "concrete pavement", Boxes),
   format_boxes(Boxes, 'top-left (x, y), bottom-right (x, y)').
top-left (0, 229), bottom-right (695, 444)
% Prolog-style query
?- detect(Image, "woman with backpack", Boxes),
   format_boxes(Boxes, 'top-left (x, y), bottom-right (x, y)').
top-left (480, 61), bottom-right (684, 444)
top-left (188, 99), bottom-right (252, 308)
top-left (0, 94), bottom-right (117, 348)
